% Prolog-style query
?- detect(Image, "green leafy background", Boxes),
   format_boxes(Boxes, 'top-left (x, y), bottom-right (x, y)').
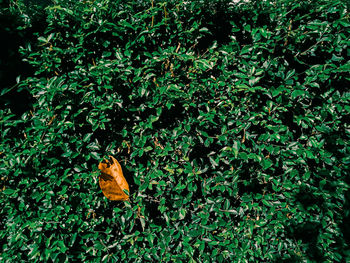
top-left (1, 0), bottom-right (349, 262)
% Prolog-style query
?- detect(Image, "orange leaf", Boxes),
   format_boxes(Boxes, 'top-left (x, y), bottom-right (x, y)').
top-left (98, 156), bottom-right (129, 201)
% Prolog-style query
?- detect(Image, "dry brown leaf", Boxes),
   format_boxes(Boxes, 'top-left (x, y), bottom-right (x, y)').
top-left (98, 156), bottom-right (129, 201)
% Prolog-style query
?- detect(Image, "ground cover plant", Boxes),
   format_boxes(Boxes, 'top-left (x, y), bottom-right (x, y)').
top-left (1, 0), bottom-right (349, 261)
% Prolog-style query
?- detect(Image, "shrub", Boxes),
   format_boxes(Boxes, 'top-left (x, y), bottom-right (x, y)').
top-left (1, 0), bottom-right (349, 262)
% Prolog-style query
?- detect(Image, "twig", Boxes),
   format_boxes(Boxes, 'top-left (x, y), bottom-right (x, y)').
top-left (151, 0), bottom-right (154, 27)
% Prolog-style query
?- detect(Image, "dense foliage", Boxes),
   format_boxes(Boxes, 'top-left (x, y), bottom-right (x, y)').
top-left (1, 0), bottom-right (349, 261)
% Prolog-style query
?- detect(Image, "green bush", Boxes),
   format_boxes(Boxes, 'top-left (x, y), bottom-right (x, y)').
top-left (1, 0), bottom-right (349, 262)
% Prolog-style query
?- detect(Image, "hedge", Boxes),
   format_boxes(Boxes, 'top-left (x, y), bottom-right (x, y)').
top-left (1, 0), bottom-right (349, 262)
